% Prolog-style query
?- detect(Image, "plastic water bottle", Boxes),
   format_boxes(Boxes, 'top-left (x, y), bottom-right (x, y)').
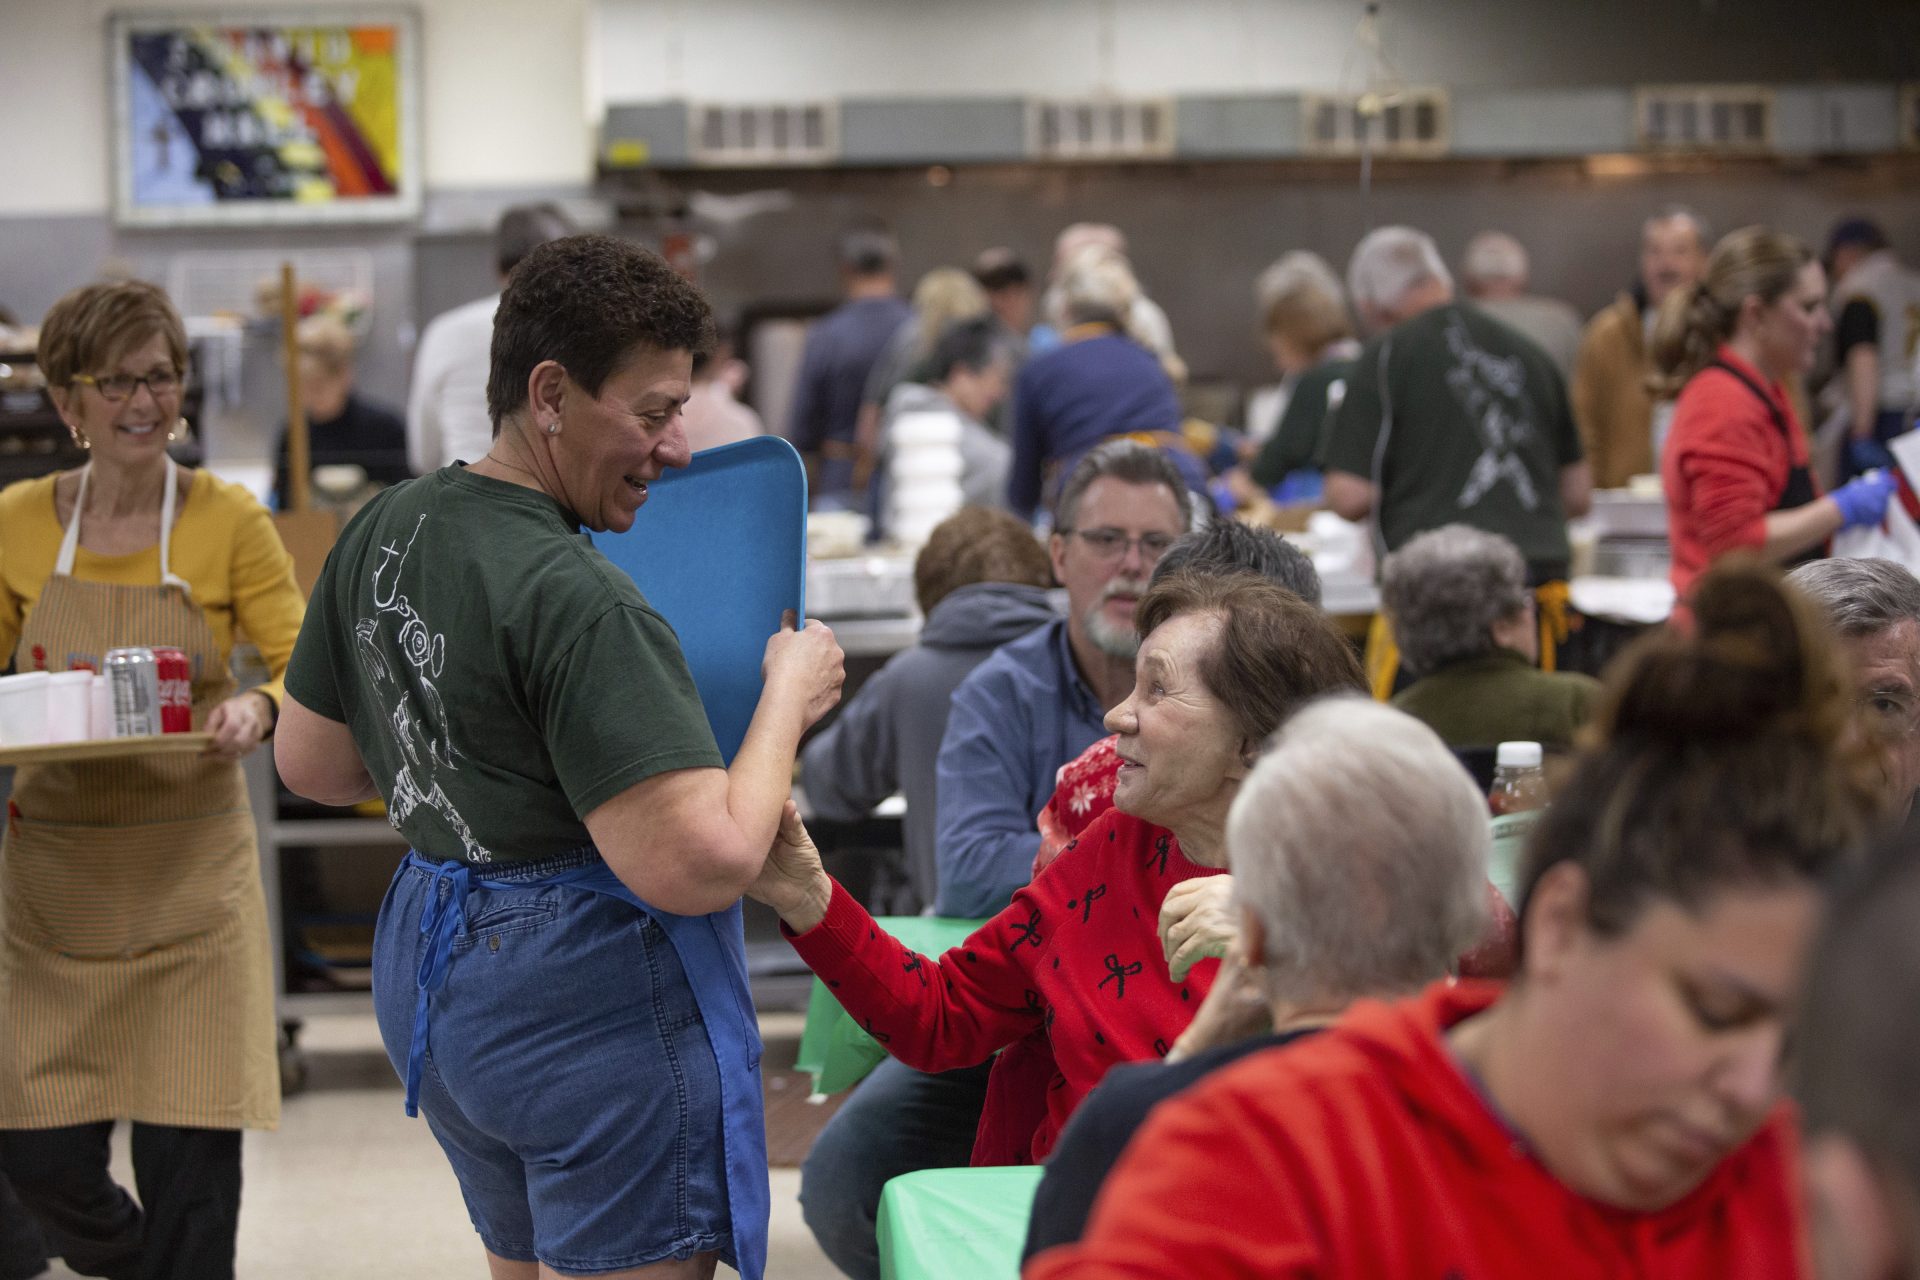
top-left (1487, 742), bottom-right (1548, 907)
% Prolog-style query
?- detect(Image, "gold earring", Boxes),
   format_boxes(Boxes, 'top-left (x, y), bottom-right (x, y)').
top-left (71, 430), bottom-right (90, 451)
top-left (167, 417), bottom-right (187, 443)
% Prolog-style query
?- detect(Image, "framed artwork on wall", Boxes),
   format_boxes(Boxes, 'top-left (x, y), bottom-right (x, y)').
top-left (109, 9), bottom-right (422, 227)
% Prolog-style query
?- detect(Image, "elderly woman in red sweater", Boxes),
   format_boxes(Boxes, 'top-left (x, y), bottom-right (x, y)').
top-left (1029, 563), bottom-right (1890, 1279)
top-left (1655, 226), bottom-right (1893, 605)
top-left (750, 570), bottom-right (1366, 1161)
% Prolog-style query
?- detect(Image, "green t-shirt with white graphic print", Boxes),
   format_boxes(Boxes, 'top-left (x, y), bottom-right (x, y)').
top-left (1321, 303), bottom-right (1583, 580)
top-left (284, 466), bottom-right (723, 865)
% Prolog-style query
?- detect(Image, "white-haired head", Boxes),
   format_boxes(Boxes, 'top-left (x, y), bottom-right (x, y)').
top-left (1050, 244), bottom-right (1141, 329)
top-left (1255, 251), bottom-right (1353, 368)
top-left (1053, 223), bottom-right (1129, 273)
top-left (1228, 696), bottom-right (1490, 1009)
top-left (1347, 226), bottom-right (1454, 333)
top-left (1462, 231), bottom-right (1530, 299)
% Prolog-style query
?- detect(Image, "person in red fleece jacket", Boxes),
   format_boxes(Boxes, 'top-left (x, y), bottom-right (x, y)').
top-left (1029, 561), bottom-right (1893, 1279)
top-left (750, 569), bottom-right (1366, 1162)
top-left (1654, 225), bottom-right (1894, 606)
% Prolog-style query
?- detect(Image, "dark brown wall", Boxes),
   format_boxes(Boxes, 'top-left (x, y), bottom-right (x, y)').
top-left (622, 155), bottom-right (1920, 400)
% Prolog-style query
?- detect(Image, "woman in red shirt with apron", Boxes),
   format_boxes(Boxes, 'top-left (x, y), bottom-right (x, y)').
top-left (1656, 225), bottom-right (1895, 607)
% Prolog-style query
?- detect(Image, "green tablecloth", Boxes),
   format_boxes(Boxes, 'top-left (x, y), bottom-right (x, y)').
top-left (877, 1166), bottom-right (1045, 1280)
top-left (792, 915), bottom-right (985, 1095)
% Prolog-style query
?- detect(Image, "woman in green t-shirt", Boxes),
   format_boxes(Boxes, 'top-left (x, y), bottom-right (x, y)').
top-left (276, 235), bottom-right (844, 1280)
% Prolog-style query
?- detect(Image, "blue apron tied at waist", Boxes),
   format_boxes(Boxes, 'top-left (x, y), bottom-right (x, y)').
top-left (401, 849), bottom-right (769, 1280)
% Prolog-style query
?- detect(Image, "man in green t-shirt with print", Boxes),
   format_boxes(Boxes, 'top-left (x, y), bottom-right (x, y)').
top-left (1321, 226), bottom-right (1593, 585)
top-left (1320, 226), bottom-right (1594, 693)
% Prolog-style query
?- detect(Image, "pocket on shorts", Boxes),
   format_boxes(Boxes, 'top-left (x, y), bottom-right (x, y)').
top-left (452, 893), bottom-right (559, 954)
top-left (635, 914), bottom-right (706, 1036)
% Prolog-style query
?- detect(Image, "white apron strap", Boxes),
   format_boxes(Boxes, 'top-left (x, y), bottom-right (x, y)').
top-left (53, 459), bottom-right (191, 594)
top-left (157, 458), bottom-right (190, 594)
top-left (53, 464), bottom-right (89, 578)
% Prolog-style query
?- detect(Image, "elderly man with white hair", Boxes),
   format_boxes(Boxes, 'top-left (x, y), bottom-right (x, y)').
top-left (1461, 230), bottom-right (1583, 379)
top-left (1022, 696), bottom-right (1490, 1262)
top-left (1788, 556), bottom-right (1920, 824)
top-left (1322, 225), bottom-right (1593, 694)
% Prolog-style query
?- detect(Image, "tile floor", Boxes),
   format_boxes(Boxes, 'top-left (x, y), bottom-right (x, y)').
top-left (38, 1013), bottom-right (844, 1280)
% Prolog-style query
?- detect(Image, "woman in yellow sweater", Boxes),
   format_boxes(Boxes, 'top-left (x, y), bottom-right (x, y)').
top-left (0, 280), bottom-right (306, 1279)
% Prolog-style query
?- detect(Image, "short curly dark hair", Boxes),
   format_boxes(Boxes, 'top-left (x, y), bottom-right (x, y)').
top-left (487, 234), bottom-right (715, 432)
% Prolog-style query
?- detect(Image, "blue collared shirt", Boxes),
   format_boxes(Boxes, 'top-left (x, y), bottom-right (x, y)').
top-left (932, 616), bottom-right (1110, 917)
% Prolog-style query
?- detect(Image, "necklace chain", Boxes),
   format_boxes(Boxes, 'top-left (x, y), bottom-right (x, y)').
top-left (480, 450), bottom-right (544, 485)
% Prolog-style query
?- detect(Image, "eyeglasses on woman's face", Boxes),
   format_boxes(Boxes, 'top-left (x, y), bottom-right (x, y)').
top-left (70, 369), bottom-right (183, 404)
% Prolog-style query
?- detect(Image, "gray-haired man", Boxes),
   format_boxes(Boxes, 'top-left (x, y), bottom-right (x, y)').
top-left (1323, 226), bottom-right (1592, 593)
top-left (1788, 556), bottom-right (1920, 820)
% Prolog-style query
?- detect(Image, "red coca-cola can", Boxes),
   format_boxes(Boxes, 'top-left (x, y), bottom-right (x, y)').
top-left (150, 646), bottom-right (192, 734)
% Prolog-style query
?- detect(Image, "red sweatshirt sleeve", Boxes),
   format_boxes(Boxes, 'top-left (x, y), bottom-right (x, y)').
top-left (1669, 367), bottom-right (1799, 559)
top-left (1676, 433), bottom-right (1779, 557)
top-left (785, 877), bottom-right (1054, 1073)
top-left (1023, 1070), bottom-right (1321, 1279)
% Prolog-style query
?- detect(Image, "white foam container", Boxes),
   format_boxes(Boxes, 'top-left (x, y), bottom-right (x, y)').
top-left (0, 672), bottom-right (51, 747)
top-left (45, 671), bottom-right (92, 743)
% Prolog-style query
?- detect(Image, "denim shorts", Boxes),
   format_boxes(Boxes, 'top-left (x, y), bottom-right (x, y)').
top-left (372, 851), bottom-right (730, 1274)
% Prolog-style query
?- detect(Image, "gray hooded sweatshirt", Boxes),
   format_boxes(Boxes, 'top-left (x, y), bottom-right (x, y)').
top-left (799, 581), bottom-right (1059, 912)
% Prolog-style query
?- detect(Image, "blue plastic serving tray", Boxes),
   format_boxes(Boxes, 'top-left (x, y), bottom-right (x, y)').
top-left (590, 435), bottom-right (808, 763)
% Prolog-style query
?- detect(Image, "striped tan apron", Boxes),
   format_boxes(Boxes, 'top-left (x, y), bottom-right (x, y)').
top-left (0, 461), bottom-right (278, 1131)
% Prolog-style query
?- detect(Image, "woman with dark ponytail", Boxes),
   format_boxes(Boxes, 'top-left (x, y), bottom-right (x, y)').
top-left (1030, 560), bottom-right (1892, 1280)
top-left (1654, 226), bottom-right (1894, 605)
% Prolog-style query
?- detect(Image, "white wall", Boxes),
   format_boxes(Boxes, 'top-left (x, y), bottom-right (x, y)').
top-left (591, 0), bottom-right (1920, 105)
top-left (594, 0), bottom-right (1365, 103)
top-left (0, 0), bottom-right (596, 217)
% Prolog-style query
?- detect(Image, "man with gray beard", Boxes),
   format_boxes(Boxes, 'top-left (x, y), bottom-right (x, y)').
top-left (933, 440), bottom-right (1191, 917)
top-left (797, 441), bottom-right (1190, 1280)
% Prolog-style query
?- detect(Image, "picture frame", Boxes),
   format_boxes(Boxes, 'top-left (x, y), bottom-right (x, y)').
top-left (109, 9), bottom-right (422, 227)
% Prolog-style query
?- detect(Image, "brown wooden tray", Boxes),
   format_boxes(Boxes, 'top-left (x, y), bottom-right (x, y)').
top-left (0, 733), bottom-right (215, 767)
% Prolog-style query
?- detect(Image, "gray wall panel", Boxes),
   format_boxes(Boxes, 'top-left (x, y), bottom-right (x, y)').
top-left (839, 99), bottom-right (1027, 164)
top-left (1772, 85), bottom-right (1903, 153)
top-left (1175, 96), bottom-right (1303, 159)
top-left (1451, 89), bottom-right (1636, 156)
top-left (602, 102), bottom-right (692, 168)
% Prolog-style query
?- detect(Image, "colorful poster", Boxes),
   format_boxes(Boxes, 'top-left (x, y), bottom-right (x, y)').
top-left (111, 11), bottom-right (420, 225)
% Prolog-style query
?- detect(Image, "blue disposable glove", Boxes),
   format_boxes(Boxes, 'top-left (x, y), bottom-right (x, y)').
top-left (1832, 469), bottom-right (1898, 529)
top-left (1848, 437), bottom-right (1896, 475)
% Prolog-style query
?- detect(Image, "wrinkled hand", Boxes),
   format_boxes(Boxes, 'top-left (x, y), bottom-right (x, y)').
top-left (202, 691), bottom-right (273, 760)
top-left (1167, 944), bottom-right (1272, 1062)
top-left (747, 800), bottom-right (833, 932)
top-left (764, 613), bottom-right (845, 730)
top-left (1158, 875), bottom-right (1239, 984)
top-left (1833, 469), bottom-right (1898, 530)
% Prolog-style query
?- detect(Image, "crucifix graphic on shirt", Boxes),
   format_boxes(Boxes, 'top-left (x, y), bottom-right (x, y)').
top-left (1444, 316), bottom-right (1541, 511)
top-left (355, 514), bottom-right (493, 862)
